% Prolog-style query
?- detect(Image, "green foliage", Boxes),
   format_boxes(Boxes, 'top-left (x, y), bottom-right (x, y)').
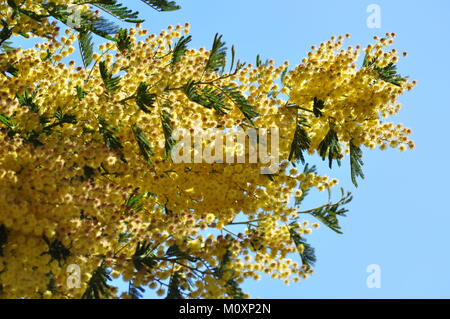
top-left (289, 115), bottom-right (311, 164)
top-left (132, 124), bottom-right (154, 164)
top-left (225, 278), bottom-right (244, 299)
top-left (280, 67), bottom-right (288, 84)
top-left (0, 225), bottom-right (8, 257)
top-left (229, 45), bottom-right (236, 73)
top-left (132, 241), bottom-right (157, 271)
top-left (184, 79), bottom-right (229, 114)
top-left (116, 28), bottom-right (132, 53)
top-left (363, 53), bottom-right (407, 87)
top-left (295, 164), bottom-right (317, 206)
top-left (140, 0), bottom-right (181, 11)
top-left (25, 130), bottom-right (44, 147)
top-left (300, 189), bottom-right (353, 234)
top-left (171, 35), bottom-right (192, 68)
top-left (16, 89), bottom-right (39, 113)
top-left (135, 82), bottom-right (156, 113)
top-left (124, 188), bottom-right (146, 214)
top-left (83, 165), bottom-right (96, 181)
top-left (373, 63), bottom-right (407, 86)
top-left (91, 0), bottom-right (144, 23)
top-left (78, 31), bottom-right (94, 68)
top-left (98, 116), bottom-right (126, 162)
top-left (75, 85), bottom-right (86, 100)
top-left (99, 61), bottom-right (121, 93)
top-left (118, 231), bottom-right (131, 243)
top-left (318, 127), bottom-right (341, 169)
top-left (288, 226), bottom-right (316, 271)
top-left (0, 41), bottom-right (13, 52)
top-left (165, 271), bottom-right (184, 299)
top-left (46, 272), bottom-right (56, 294)
top-left (41, 236), bottom-right (71, 266)
top-left (47, 107), bottom-right (77, 129)
top-left (205, 33), bottom-right (227, 73)
top-left (183, 79), bottom-right (259, 125)
top-left (2, 63), bottom-right (18, 77)
top-left (166, 244), bottom-right (198, 262)
top-left (313, 97), bottom-right (325, 117)
top-left (0, 20), bottom-right (13, 49)
top-left (2, 0), bottom-right (181, 65)
top-left (248, 226), bottom-right (265, 252)
top-left (128, 281), bottom-right (145, 299)
top-left (82, 265), bottom-right (112, 299)
top-left (0, 114), bottom-right (16, 139)
top-left (221, 85), bottom-right (259, 125)
top-left (350, 140), bottom-right (365, 187)
top-left (160, 109), bottom-right (175, 160)
top-left (0, 114), bottom-right (15, 130)
top-left (255, 54), bottom-right (269, 68)
top-left (215, 250), bottom-right (244, 299)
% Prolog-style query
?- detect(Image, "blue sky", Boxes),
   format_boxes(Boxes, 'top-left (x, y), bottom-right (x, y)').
top-left (10, 0), bottom-right (450, 298)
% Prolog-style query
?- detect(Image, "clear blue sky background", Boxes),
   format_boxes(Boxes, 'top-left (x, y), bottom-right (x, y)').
top-left (10, 0), bottom-right (450, 298)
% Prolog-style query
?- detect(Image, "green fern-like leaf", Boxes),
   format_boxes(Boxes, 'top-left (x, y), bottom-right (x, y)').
top-left (171, 35), bottom-right (192, 68)
top-left (300, 189), bottom-right (353, 234)
top-left (16, 89), bottom-right (39, 113)
top-left (82, 265), bottom-right (112, 299)
top-left (92, 0), bottom-right (144, 23)
top-left (0, 114), bottom-right (15, 129)
top-left (289, 115), bottom-right (311, 164)
top-left (0, 41), bottom-right (13, 52)
top-left (98, 116), bottom-right (126, 162)
top-left (0, 19), bottom-right (13, 46)
top-left (313, 97), bottom-right (325, 117)
top-left (75, 85), bottom-right (86, 100)
top-left (363, 53), bottom-right (407, 87)
top-left (166, 244), bottom-right (198, 262)
top-left (133, 241), bottom-right (157, 271)
top-left (350, 140), bottom-right (365, 187)
top-left (140, 0), bottom-right (181, 11)
top-left (99, 61), bottom-right (121, 93)
top-left (288, 226), bottom-right (316, 271)
top-left (44, 3), bottom-right (119, 40)
top-left (135, 82), bottom-right (156, 113)
top-left (41, 236), bottom-right (71, 266)
top-left (78, 30), bottom-right (94, 68)
top-left (160, 109), bottom-right (175, 160)
top-left (0, 225), bottom-right (8, 257)
top-left (132, 124), bottom-right (154, 164)
top-left (205, 33), bottom-right (227, 73)
top-left (116, 28), bottom-right (132, 53)
top-left (184, 80), bottom-right (229, 114)
top-left (373, 62), bottom-right (407, 86)
top-left (124, 188), bottom-right (146, 214)
top-left (295, 164), bottom-right (317, 206)
top-left (221, 85), bottom-right (259, 125)
top-left (318, 127), bottom-right (341, 169)
top-left (128, 281), bottom-right (145, 299)
top-left (165, 271), bottom-right (184, 299)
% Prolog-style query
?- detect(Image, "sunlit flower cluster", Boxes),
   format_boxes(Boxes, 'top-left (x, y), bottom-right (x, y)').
top-left (0, 3), bottom-right (415, 298)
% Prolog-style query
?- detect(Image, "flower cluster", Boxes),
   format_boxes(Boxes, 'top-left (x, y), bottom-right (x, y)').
top-left (0, 8), bottom-right (414, 298)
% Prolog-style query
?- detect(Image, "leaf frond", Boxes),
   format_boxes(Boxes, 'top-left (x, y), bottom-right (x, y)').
top-left (205, 33), bottom-right (227, 73)
top-left (318, 127), bottom-right (341, 169)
